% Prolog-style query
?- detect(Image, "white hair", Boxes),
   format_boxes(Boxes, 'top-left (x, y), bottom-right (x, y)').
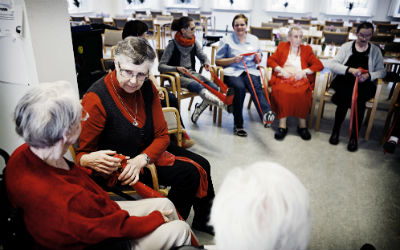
top-left (210, 162), bottom-right (310, 250)
top-left (14, 81), bottom-right (81, 148)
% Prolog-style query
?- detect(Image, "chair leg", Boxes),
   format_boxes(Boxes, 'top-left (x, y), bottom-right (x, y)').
top-left (213, 105), bottom-right (217, 123)
top-left (247, 97), bottom-right (252, 110)
top-left (188, 97), bottom-right (194, 111)
top-left (218, 107), bottom-right (222, 126)
top-left (381, 110), bottom-right (394, 144)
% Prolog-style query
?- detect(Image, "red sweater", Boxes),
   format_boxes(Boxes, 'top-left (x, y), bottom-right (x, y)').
top-left (267, 41), bottom-right (324, 89)
top-left (5, 144), bottom-right (165, 250)
top-left (77, 71), bottom-right (169, 166)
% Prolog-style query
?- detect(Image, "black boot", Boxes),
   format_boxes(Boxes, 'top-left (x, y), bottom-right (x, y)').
top-left (329, 126), bottom-right (340, 145)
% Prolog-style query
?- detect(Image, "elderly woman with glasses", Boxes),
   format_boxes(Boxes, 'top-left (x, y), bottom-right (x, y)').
top-left (77, 37), bottom-right (215, 235)
top-left (6, 81), bottom-right (191, 250)
top-left (324, 22), bottom-right (386, 152)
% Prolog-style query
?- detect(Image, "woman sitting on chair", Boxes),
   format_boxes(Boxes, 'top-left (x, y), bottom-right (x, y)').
top-left (123, 20), bottom-right (194, 148)
top-left (77, 37), bottom-right (215, 235)
top-left (324, 22), bottom-right (386, 152)
top-left (267, 25), bottom-right (323, 141)
top-left (6, 81), bottom-right (191, 250)
top-left (215, 14), bottom-right (275, 137)
top-left (158, 16), bottom-right (232, 124)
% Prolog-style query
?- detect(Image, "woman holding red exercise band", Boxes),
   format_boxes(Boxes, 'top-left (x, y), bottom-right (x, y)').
top-left (324, 22), bottom-right (386, 152)
top-left (216, 14), bottom-right (275, 137)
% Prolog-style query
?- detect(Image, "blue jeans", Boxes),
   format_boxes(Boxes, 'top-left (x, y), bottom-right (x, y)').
top-left (180, 72), bottom-right (219, 94)
top-left (224, 72), bottom-right (271, 127)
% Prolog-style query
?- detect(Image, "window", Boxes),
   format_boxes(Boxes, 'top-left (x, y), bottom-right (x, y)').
top-left (125, 0), bottom-right (151, 10)
top-left (324, 0), bottom-right (372, 16)
top-left (165, 0), bottom-right (200, 9)
top-left (265, 0), bottom-right (306, 13)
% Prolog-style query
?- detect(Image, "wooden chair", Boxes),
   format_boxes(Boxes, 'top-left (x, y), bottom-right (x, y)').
top-left (323, 26), bottom-right (348, 33)
top-left (170, 12), bottom-right (183, 19)
top-left (322, 31), bottom-right (349, 46)
top-left (376, 24), bottom-right (398, 34)
top-left (249, 26), bottom-right (273, 40)
top-left (134, 10), bottom-right (147, 17)
top-left (370, 34), bottom-right (395, 43)
top-left (187, 13), bottom-right (203, 32)
top-left (272, 17), bottom-right (289, 26)
top-left (113, 18), bottom-right (128, 30)
top-left (314, 71), bottom-right (383, 140)
top-left (150, 11), bottom-right (163, 18)
top-left (89, 17), bottom-right (104, 24)
top-left (325, 20), bottom-right (344, 27)
top-left (372, 20), bottom-right (391, 25)
top-left (103, 29), bottom-right (123, 55)
top-left (381, 82), bottom-right (400, 144)
top-left (68, 145), bottom-right (168, 197)
top-left (261, 22), bottom-right (283, 28)
top-left (293, 19), bottom-right (311, 25)
top-left (71, 16), bottom-right (86, 23)
top-left (100, 58), bottom-right (115, 72)
top-left (156, 49), bottom-right (198, 111)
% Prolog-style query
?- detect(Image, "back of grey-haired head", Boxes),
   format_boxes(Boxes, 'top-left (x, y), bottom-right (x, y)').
top-left (210, 162), bottom-right (310, 250)
top-left (14, 81), bottom-right (81, 148)
top-left (114, 36), bottom-right (156, 65)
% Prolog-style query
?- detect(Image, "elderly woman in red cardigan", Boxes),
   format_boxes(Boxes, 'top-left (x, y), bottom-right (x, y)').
top-left (267, 26), bottom-right (323, 141)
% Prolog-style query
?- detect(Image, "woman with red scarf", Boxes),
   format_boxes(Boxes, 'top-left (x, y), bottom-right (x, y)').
top-left (158, 16), bottom-right (232, 124)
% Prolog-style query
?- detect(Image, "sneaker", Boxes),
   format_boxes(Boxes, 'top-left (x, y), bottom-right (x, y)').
top-left (263, 111), bottom-right (276, 128)
top-left (234, 126), bottom-right (247, 137)
top-left (191, 101), bottom-right (209, 123)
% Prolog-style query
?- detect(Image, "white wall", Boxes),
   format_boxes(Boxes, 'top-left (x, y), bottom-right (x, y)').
top-left (0, 0), bottom-right (78, 160)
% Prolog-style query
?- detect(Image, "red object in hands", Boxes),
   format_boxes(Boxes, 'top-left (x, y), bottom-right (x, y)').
top-left (349, 68), bottom-right (368, 143)
top-left (111, 154), bottom-right (199, 246)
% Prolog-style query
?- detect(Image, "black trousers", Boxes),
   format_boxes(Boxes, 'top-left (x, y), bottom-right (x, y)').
top-left (142, 143), bottom-right (215, 222)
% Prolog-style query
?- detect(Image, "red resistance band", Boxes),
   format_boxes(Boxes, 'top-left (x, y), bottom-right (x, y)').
top-left (349, 68), bottom-right (369, 143)
top-left (108, 154), bottom-right (199, 247)
top-left (182, 69), bottom-right (234, 106)
top-left (240, 52), bottom-right (272, 124)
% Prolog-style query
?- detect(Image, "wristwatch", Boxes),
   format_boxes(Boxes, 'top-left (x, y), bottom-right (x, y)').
top-left (142, 153), bottom-right (150, 164)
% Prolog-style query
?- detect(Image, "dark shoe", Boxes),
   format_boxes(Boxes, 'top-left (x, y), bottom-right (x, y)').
top-left (192, 221), bottom-right (215, 236)
top-left (297, 127), bottom-right (311, 140)
top-left (329, 130), bottom-right (339, 145)
top-left (360, 243), bottom-right (376, 250)
top-left (263, 111), bottom-right (276, 128)
top-left (383, 140), bottom-right (397, 154)
top-left (274, 127), bottom-right (288, 140)
top-left (234, 126), bottom-right (247, 137)
top-left (347, 138), bottom-right (358, 152)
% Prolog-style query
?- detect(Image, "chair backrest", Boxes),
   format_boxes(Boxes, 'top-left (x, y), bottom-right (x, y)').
top-left (170, 12), bottom-right (183, 19)
top-left (383, 42), bottom-right (400, 55)
top-left (150, 11), bottom-right (162, 18)
top-left (103, 29), bottom-right (123, 46)
top-left (188, 13), bottom-right (201, 21)
top-left (113, 18), bottom-right (128, 29)
top-left (372, 20), bottom-right (390, 25)
top-left (261, 22), bottom-right (282, 28)
top-left (376, 24), bottom-right (398, 34)
top-left (134, 10), bottom-right (147, 17)
top-left (249, 26), bottom-right (273, 40)
top-left (272, 17), bottom-right (289, 26)
top-left (323, 31), bottom-right (348, 45)
top-left (141, 19), bottom-right (155, 31)
top-left (101, 58), bottom-right (115, 72)
top-left (293, 19), bottom-right (311, 25)
top-left (324, 26), bottom-right (347, 33)
top-left (370, 34), bottom-right (395, 43)
top-left (71, 16), bottom-right (86, 22)
top-left (89, 17), bottom-right (104, 24)
top-left (325, 20), bottom-right (344, 27)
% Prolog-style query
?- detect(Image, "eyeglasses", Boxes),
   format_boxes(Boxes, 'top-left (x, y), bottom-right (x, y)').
top-left (186, 26), bottom-right (196, 31)
top-left (357, 33), bottom-right (372, 39)
top-left (118, 62), bottom-right (148, 81)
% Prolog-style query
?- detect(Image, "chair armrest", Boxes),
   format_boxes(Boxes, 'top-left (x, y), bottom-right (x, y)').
top-left (156, 86), bottom-right (170, 107)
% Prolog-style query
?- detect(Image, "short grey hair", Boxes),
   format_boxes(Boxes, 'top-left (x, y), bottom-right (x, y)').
top-left (14, 81), bottom-right (81, 148)
top-left (210, 162), bottom-right (310, 250)
top-left (114, 36), bottom-right (156, 65)
top-left (288, 25), bottom-right (303, 37)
